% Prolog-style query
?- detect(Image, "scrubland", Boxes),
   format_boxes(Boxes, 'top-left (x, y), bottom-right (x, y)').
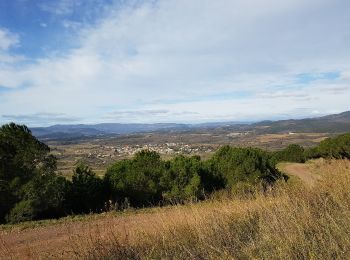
top-left (1, 159), bottom-right (350, 259)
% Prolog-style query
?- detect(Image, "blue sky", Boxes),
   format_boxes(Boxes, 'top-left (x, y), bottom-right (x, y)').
top-left (0, 0), bottom-right (350, 126)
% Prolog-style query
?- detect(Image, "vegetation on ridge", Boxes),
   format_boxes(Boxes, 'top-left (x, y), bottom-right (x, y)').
top-left (1, 123), bottom-right (350, 224)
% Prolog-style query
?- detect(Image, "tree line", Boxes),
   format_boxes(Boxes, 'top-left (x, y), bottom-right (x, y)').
top-left (1, 123), bottom-right (349, 224)
top-left (270, 133), bottom-right (350, 163)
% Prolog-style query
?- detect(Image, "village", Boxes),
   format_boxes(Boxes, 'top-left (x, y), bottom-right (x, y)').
top-left (52, 142), bottom-right (216, 175)
top-left (86, 142), bottom-right (215, 159)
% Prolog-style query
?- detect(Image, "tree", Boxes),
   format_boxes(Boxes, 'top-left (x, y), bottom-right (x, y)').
top-left (0, 123), bottom-right (52, 184)
top-left (105, 150), bottom-right (165, 207)
top-left (67, 164), bottom-right (106, 214)
top-left (208, 146), bottom-right (283, 190)
top-left (6, 174), bottom-right (70, 223)
top-left (0, 123), bottom-right (61, 223)
top-left (161, 155), bottom-right (204, 202)
top-left (0, 180), bottom-right (15, 222)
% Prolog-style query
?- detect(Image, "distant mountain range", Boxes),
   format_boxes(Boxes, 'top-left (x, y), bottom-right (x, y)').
top-left (251, 111), bottom-right (350, 134)
top-left (30, 111), bottom-right (350, 141)
top-left (31, 123), bottom-right (191, 140)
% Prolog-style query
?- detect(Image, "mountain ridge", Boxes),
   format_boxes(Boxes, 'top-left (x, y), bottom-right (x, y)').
top-left (29, 111), bottom-right (350, 140)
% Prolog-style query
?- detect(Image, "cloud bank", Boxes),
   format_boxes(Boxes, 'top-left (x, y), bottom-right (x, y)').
top-left (0, 0), bottom-right (350, 126)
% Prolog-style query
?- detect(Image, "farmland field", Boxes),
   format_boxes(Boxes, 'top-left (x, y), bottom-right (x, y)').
top-left (49, 131), bottom-right (330, 177)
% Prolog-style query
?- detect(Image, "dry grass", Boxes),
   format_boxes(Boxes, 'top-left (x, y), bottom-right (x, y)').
top-left (2, 159), bottom-right (350, 259)
top-left (68, 159), bottom-right (350, 259)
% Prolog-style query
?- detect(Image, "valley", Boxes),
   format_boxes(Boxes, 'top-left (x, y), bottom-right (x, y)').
top-left (50, 131), bottom-right (330, 176)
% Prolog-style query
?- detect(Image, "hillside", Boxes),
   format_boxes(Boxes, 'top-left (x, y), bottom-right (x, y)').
top-left (1, 159), bottom-right (350, 259)
top-left (252, 111), bottom-right (350, 134)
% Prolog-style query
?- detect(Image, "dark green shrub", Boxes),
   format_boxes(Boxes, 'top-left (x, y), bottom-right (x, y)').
top-left (105, 150), bottom-right (165, 207)
top-left (207, 146), bottom-right (283, 190)
top-left (6, 200), bottom-right (37, 223)
top-left (6, 174), bottom-right (70, 223)
top-left (0, 180), bottom-right (15, 222)
top-left (272, 144), bottom-right (306, 163)
top-left (311, 133), bottom-right (350, 159)
top-left (161, 155), bottom-right (204, 202)
top-left (67, 164), bottom-right (106, 214)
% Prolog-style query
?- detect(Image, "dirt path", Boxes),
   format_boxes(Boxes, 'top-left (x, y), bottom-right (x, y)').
top-left (279, 161), bottom-right (322, 187)
top-left (0, 211), bottom-right (166, 259)
top-left (0, 199), bottom-right (256, 259)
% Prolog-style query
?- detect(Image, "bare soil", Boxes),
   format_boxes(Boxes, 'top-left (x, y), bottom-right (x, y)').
top-left (279, 160), bottom-right (322, 187)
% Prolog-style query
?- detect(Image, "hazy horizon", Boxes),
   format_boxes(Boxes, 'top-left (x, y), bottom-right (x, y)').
top-left (6, 110), bottom-right (345, 128)
top-left (1, 0), bottom-right (350, 126)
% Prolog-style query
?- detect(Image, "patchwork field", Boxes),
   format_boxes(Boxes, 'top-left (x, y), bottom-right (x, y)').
top-left (49, 131), bottom-right (330, 177)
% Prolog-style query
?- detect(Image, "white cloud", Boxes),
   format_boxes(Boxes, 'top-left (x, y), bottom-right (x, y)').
top-left (38, 0), bottom-right (81, 15)
top-left (1, 0), bottom-right (350, 125)
top-left (2, 113), bottom-right (81, 125)
top-left (0, 28), bottom-right (23, 67)
top-left (0, 28), bottom-right (19, 51)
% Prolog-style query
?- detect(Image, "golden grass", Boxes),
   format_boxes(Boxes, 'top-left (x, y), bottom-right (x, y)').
top-left (61, 159), bottom-right (350, 259)
top-left (2, 159), bottom-right (350, 259)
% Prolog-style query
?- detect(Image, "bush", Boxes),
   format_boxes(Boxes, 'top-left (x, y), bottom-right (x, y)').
top-left (105, 150), bottom-right (165, 207)
top-left (272, 144), bottom-right (306, 163)
top-left (308, 133), bottom-right (350, 159)
top-left (161, 155), bottom-right (204, 202)
top-left (67, 164), bottom-right (106, 214)
top-left (207, 146), bottom-right (283, 190)
top-left (6, 200), bottom-right (37, 223)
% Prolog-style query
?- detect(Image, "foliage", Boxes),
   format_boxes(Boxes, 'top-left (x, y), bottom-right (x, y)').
top-left (0, 123), bottom-right (63, 223)
top-left (161, 155), bottom-right (204, 202)
top-left (5, 122), bottom-right (350, 224)
top-left (307, 133), bottom-right (350, 159)
top-left (71, 160), bottom-right (350, 260)
top-left (5, 200), bottom-right (37, 224)
top-left (67, 164), bottom-right (106, 214)
top-left (0, 123), bottom-right (52, 184)
top-left (272, 144), bottom-right (306, 163)
top-left (105, 150), bottom-right (165, 207)
top-left (0, 122), bottom-right (287, 223)
top-left (7, 174), bottom-right (69, 223)
top-left (0, 180), bottom-right (15, 222)
top-left (207, 146), bottom-right (283, 190)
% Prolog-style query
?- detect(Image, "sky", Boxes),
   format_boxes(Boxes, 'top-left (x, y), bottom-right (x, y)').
top-left (0, 0), bottom-right (350, 126)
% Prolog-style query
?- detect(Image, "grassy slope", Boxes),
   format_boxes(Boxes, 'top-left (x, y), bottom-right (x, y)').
top-left (1, 159), bottom-right (350, 259)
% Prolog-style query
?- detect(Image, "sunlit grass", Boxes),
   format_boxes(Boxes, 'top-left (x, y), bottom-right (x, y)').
top-left (2, 159), bottom-right (350, 259)
top-left (67, 159), bottom-right (350, 259)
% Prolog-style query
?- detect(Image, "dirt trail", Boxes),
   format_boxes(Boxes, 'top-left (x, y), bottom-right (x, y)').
top-left (279, 161), bottom-right (322, 187)
top-left (0, 211), bottom-right (164, 259)
top-left (0, 199), bottom-right (255, 259)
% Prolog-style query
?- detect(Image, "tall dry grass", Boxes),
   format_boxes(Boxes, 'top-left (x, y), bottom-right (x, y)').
top-left (58, 160), bottom-right (350, 259)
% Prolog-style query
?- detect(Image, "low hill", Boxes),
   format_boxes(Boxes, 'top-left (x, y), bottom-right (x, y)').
top-left (31, 123), bottom-right (190, 140)
top-left (29, 111), bottom-right (350, 141)
top-left (252, 111), bottom-right (350, 134)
